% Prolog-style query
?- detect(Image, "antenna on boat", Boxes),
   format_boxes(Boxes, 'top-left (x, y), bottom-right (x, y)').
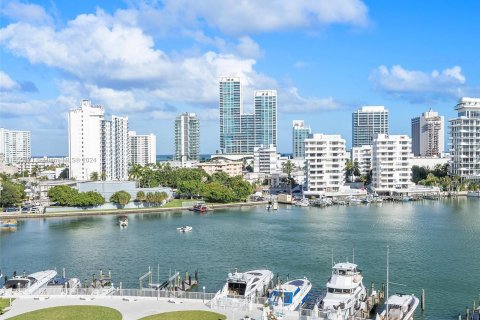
top-left (386, 245), bottom-right (389, 320)
top-left (353, 248), bottom-right (355, 264)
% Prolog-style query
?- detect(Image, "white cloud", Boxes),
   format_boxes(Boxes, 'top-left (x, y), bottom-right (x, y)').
top-left (87, 85), bottom-right (149, 112)
top-left (135, 0), bottom-right (368, 35)
top-left (236, 36), bottom-right (263, 58)
top-left (293, 61), bottom-right (308, 68)
top-left (0, 70), bottom-right (19, 90)
top-left (369, 65), bottom-right (470, 101)
top-left (1, 0), bottom-right (52, 25)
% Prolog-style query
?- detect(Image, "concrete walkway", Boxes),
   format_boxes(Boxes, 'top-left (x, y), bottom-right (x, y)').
top-left (0, 295), bottom-right (300, 320)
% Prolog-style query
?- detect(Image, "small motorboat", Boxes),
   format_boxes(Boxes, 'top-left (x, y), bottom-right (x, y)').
top-left (0, 219), bottom-right (18, 227)
top-left (176, 226), bottom-right (193, 232)
top-left (214, 269), bottom-right (274, 300)
top-left (375, 293), bottom-right (419, 320)
top-left (118, 215), bottom-right (128, 228)
top-left (269, 278), bottom-right (312, 311)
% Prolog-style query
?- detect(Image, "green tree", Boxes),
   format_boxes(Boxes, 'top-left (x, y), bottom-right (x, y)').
top-left (100, 171), bottom-right (107, 181)
top-left (0, 181), bottom-right (25, 206)
top-left (48, 185), bottom-right (78, 206)
top-left (90, 171), bottom-right (99, 181)
top-left (412, 166), bottom-right (429, 183)
top-left (136, 191), bottom-right (146, 202)
top-left (178, 180), bottom-right (203, 199)
top-left (128, 164), bottom-right (144, 186)
top-left (202, 182), bottom-right (234, 203)
top-left (110, 191), bottom-right (131, 207)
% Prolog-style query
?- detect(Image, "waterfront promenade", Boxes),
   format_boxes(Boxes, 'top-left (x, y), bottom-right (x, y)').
top-left (0, 201), bottom-right (267, 220)
top-left (0, 295), bottom-right (297, 320)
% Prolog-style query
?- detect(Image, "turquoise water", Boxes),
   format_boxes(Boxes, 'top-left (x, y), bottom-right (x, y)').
top-left (1, 199), bottom-right (479, 319)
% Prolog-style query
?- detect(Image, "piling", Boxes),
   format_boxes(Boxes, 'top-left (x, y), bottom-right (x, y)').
top-left (466, 306), bottom-right (470, 320)
top-left (421, 289), bottom-right (425, 311)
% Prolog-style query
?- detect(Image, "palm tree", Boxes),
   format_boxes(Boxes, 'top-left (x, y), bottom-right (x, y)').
top-left (90, 171), bottom-right (99, 181)
top-left (282, 160), bottom-right (295, 192)
top-left (128, 164), bottom-right (143, 187)
top-left (100, 171), bottom-right (107, 181)
top-left (345, 159), bottom-right (354, 182)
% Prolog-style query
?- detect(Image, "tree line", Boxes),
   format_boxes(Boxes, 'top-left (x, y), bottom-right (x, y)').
top-left (128, 163), bottom-right (253, 203)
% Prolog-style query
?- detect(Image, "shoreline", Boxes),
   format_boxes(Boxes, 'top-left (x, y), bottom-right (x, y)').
top-left (0, 201), bottom-right (268, 220)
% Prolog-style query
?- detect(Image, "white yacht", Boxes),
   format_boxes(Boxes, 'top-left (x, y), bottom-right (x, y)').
top-left (215, 269), bottom-right (273, 300)
top-left (2, 270), bottom-right (57, 295)
top-left (269, 278), bottom-right (312, 311)
top-left (317, 262), bottom-right (367, 319)
top-left (375, 293), bottom-right (419, 320)
top-left (295, 198), bottom-right (310, 207)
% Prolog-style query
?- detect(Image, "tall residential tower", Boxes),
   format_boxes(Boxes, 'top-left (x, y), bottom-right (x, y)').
top-left (174, 112), bottom-right (200, 161)
top-left (0, 128), bottom-right (31, 164)
top-left (292, 120), bottom-right (311, 158)
top-left (411, 109), bottom-right (444, 157)
top-left (449, 97), bottom-right (480, 181)
top-left (129, 131), bottom-right (156, 166)
top-left (219, 77), bottom-right (277, 154)
top-left (352, 106), bottom-right (389, 147)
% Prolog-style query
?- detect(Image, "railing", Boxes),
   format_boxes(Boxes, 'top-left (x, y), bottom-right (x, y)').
top-left (7, 287), bottom-right (217, 302)
top-left (299, 307), bottom-right (371, 320)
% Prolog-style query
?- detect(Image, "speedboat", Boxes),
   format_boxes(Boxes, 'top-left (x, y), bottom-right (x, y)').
top-left (192, 203), bottom-right (212, 212)
top-left (269, 278), bottom-right (312, 311)
top-left (2, 270), bottom-right (57, 295)
top-left (316, 262), bottom-right (367, 319)
top-left (215, 269), bottom-right (273, 301)
top-left (118, 215), bottom-right (128, 228)
top-left (295, 198), bottom-right (310, 207)
top-left (375, 293), bottom-right (419, 320)
top-left (177, 226), bottom-right (193, 232)
top-left (0, 219), bottom-right (17, 227)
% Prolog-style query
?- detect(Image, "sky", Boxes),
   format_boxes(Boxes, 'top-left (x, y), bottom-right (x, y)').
top-left (0, 0), bottom-right (479, 156)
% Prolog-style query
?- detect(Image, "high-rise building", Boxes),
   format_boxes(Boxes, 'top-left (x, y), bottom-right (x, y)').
top-left (107, 115), bottom-right (129, 180)
top-left (0, 128), bottom-right (31, 164)
top-left (219, 77), bottom-right (241, 154)
top-left (219, 78), bottom-right (277, 154)
top-left (351, 145), bottom-right (372, 176)
top-left (371, 134), bottom-right (412, 190)
top-left (129, 131), bottom-right (156, 166)
top-left (305, 134), bottom-right (346, 195)
top-left (254, 90), bottom-right (277, 148)
top-left (69, 100), bottom-right (129, 181)
top-left (449, 97), bottom-right (480, 182)
top-left (174, 112), bottom-right (200, 161)
top-left (352, 106), bottom-right (389, 147)
top-left (292, 120), bottom-right (311, 158)
top-left (411, 109), bottom-right (444, 157)
top-left (68, 100), bottom-right (104, 180)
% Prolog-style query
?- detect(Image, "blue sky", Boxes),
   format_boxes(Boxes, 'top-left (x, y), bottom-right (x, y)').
top-left (0, 0), bottom-right (479, 156)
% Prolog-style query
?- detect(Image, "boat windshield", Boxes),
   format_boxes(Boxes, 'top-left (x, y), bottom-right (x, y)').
top-left (328, 288), bottom-right (353, 294)
top-left (228, 282), bottom-right (246, 296)
top-left (4, 278), bottom-right (29, 289)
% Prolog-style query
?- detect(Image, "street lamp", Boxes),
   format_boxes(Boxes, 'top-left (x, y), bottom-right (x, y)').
top-left (202, 286), bottom-right (205, 303)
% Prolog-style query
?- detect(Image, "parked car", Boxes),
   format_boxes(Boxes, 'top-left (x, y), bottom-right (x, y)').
top-left (3, 207), bottom-right (20, 212)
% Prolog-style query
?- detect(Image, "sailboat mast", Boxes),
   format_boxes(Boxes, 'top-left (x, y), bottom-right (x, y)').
top-left (386, 245), bottom-right (389, 320)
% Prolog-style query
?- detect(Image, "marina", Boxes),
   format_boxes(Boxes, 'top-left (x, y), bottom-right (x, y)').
top-left (0, 198), bottom-right (479, 319)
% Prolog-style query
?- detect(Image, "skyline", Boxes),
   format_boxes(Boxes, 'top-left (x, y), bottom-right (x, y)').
top-left (1, 0), bottom-right (479, 156)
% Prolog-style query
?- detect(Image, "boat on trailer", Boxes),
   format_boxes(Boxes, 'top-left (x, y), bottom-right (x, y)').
top-left (269, 278), bottom-right (312, 311)
top-left (118, 215), bottom-right (128, 228)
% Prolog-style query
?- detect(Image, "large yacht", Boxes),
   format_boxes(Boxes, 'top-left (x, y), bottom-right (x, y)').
top-left (317, 262), bottom-right (367, 319)
top-left (2, 270), bottom-right (57, 295)
top-left (375, 293), bottom-right (419, 320)
top-left (269, 278), bottom-right (312, 311)
top-left (215, 269), bottom-right (273, 300)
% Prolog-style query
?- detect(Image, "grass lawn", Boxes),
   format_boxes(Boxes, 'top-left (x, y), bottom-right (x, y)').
top-left (139, 310), bottom-right (226, 320)
top-left (0, 298), bottom-right (13, 315)
top-left (8, 305), bottom-right (122, 320)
